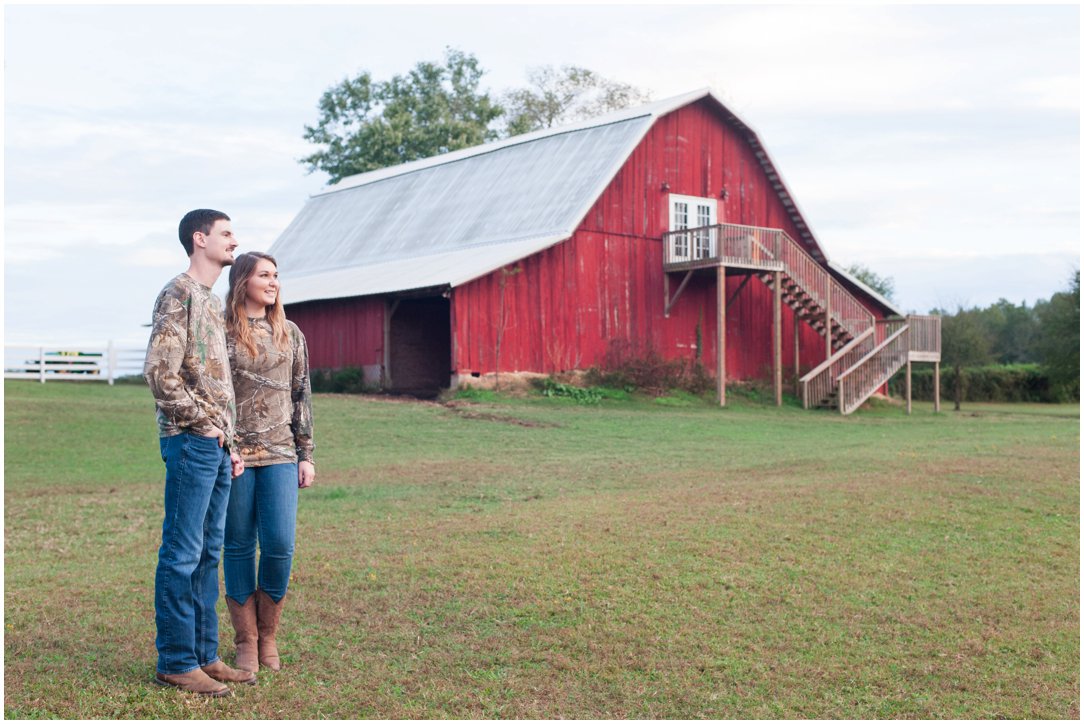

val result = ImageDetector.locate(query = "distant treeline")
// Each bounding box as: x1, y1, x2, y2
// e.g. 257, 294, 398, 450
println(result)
917, 271, 1079, 405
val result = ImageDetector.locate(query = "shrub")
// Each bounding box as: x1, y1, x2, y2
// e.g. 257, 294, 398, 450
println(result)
539, 378, 602, 405
585, 341, 714, 396
310, 367, 376, 394
889, 363, 1075, 403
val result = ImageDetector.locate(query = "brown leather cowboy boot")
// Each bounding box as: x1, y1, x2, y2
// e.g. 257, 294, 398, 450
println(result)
255, 589, 286, 671
202, 659, 257, 686
154, 668, 231, 697
225, 595, 259, 675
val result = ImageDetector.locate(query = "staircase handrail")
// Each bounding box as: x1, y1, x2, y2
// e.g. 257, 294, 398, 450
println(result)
837, 324, 911, 415
906, 314, 941, 357
774, 230, 876, 340
799, 326, 875, 409
662, 222, 877, 341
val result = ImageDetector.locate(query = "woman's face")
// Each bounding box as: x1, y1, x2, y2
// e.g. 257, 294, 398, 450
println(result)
245, 258, 280, 310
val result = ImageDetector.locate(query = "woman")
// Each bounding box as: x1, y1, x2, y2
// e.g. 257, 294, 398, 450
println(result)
223, 251, 315, 674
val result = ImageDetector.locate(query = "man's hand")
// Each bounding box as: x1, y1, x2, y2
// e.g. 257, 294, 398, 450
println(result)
231, 452, 245, 479
203, 426, 226, 447
298, 460, 315, 489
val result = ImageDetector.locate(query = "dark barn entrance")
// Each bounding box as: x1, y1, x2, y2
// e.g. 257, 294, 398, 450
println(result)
387, 296, 451, 396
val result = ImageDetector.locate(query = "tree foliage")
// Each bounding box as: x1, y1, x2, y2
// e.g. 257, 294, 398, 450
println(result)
844, 263, 895, 302
938, 306, 992, 410
930, 271, 1080, 405
1035, 270, 1080, 394
979, 298, 1040, 364
301, 48, 503, 183
302, 54, 651, 183
500, 65, 652, 136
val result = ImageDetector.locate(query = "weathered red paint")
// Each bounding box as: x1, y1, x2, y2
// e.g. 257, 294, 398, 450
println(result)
452, 99, 859, 381
287, 296, 384, 370
286, 98, 891, 387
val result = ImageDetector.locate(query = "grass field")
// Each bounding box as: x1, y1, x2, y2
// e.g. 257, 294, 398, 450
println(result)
3, 380, 1079, 719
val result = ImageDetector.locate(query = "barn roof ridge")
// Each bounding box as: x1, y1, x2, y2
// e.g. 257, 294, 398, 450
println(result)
318, 87, 716, 197
271, 87, 843, 305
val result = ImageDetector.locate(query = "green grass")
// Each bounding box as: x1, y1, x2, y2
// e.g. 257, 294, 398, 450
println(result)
4, 380, 1079, 718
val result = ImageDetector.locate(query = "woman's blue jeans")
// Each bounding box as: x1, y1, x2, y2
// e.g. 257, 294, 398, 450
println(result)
155, 432, 232, 675
223, 463, 298, 605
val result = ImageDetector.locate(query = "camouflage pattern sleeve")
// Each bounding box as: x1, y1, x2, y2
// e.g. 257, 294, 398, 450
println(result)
289, 322, 315, 464
143, 285, 214, 435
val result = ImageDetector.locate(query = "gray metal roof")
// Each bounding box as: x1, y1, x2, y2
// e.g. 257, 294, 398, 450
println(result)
272, 88, 831, 305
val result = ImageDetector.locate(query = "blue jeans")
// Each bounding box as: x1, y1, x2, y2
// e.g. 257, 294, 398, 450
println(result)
223, 463, 298, 605
154, 432, 232, 675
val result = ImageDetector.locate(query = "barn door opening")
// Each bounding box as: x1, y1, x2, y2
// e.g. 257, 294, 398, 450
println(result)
387, 296, 451, 397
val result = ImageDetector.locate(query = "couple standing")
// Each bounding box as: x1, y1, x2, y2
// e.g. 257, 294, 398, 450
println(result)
143, 209, 316, 697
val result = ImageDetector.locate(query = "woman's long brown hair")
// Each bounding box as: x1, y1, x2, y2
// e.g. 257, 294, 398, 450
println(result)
226, 252, 289, 357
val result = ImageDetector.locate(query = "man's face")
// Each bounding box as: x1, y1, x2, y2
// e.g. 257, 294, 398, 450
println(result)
196, 219, 238, 267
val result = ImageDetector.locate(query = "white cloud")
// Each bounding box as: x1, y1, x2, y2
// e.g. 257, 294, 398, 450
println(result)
3, 4, 1079, 339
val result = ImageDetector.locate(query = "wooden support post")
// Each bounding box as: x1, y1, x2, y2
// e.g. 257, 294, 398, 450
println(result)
773, 270, 782, 406
825, 284, 833, 359
906, 360, 912, 415
665, 270, 695, 317
793, 313, 801, 397
384, 299, 400, 389
38, 347, 45, 384
663, 274, 670, 318
716, 265, 726, 407
933, 362, 941, 413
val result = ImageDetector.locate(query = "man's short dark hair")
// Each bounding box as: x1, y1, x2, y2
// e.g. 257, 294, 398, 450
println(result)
178, 209, 230, 256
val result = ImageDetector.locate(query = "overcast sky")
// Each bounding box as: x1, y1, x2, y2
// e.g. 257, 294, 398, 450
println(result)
3, 3, 1080, 347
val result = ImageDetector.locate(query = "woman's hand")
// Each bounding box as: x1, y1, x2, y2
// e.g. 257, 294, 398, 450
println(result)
298, 460, 315, 489
230, 452, 245, 479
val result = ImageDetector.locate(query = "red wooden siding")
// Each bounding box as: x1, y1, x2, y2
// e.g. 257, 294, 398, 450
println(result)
285, 98, 886, 389
452, 99, 840, 380
452, 232, 829, 380
287, 296, 384, 370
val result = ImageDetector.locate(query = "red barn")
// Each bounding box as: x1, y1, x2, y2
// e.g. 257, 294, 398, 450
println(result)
271, 89, 940, 413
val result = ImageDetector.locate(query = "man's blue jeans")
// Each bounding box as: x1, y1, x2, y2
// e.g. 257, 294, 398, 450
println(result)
223, 462, 298, 604
155, 432, 232, 675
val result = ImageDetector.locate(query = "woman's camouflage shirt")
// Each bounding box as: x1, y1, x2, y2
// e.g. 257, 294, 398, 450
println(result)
227, 317, 315, 467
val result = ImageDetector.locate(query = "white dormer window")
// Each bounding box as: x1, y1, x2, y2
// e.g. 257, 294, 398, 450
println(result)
668, 194, 718, 261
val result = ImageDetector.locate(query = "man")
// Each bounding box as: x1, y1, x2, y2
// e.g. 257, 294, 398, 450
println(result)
144, 209, 255, 696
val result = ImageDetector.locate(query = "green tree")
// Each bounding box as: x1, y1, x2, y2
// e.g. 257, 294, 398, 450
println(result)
501, 65, 651, 136
1036, 270, 1080, 397
301, 48, 503, 183
974, 298, 1040, 364
938, 306, 992, 411
844, 263, 895, 302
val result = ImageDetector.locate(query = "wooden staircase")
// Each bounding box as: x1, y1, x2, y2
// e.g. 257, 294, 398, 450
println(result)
801, 314, 942, 414
662, 222, 941, 414
759, 271, 853, 351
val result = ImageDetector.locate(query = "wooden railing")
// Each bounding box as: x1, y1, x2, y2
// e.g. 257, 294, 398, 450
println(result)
663, 223, 783, 269
802, 315, 941, 413
662, 223, 875, 341
800, 317, 916, 409
906, 315, 941, 360
837, 325, 910, 415
4, 343, 146, 384
800, 327, 876, 408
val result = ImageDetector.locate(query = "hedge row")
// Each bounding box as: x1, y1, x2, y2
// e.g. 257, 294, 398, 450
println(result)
888, 363, 1078, 403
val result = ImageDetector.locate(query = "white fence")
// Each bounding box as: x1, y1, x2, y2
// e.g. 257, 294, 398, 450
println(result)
4, 343, 147, 384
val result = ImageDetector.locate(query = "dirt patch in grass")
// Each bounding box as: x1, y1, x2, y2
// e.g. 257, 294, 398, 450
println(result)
440, 400, 559, 428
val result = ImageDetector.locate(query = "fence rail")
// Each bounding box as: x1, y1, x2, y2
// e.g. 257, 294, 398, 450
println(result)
5, 343, 146, 384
